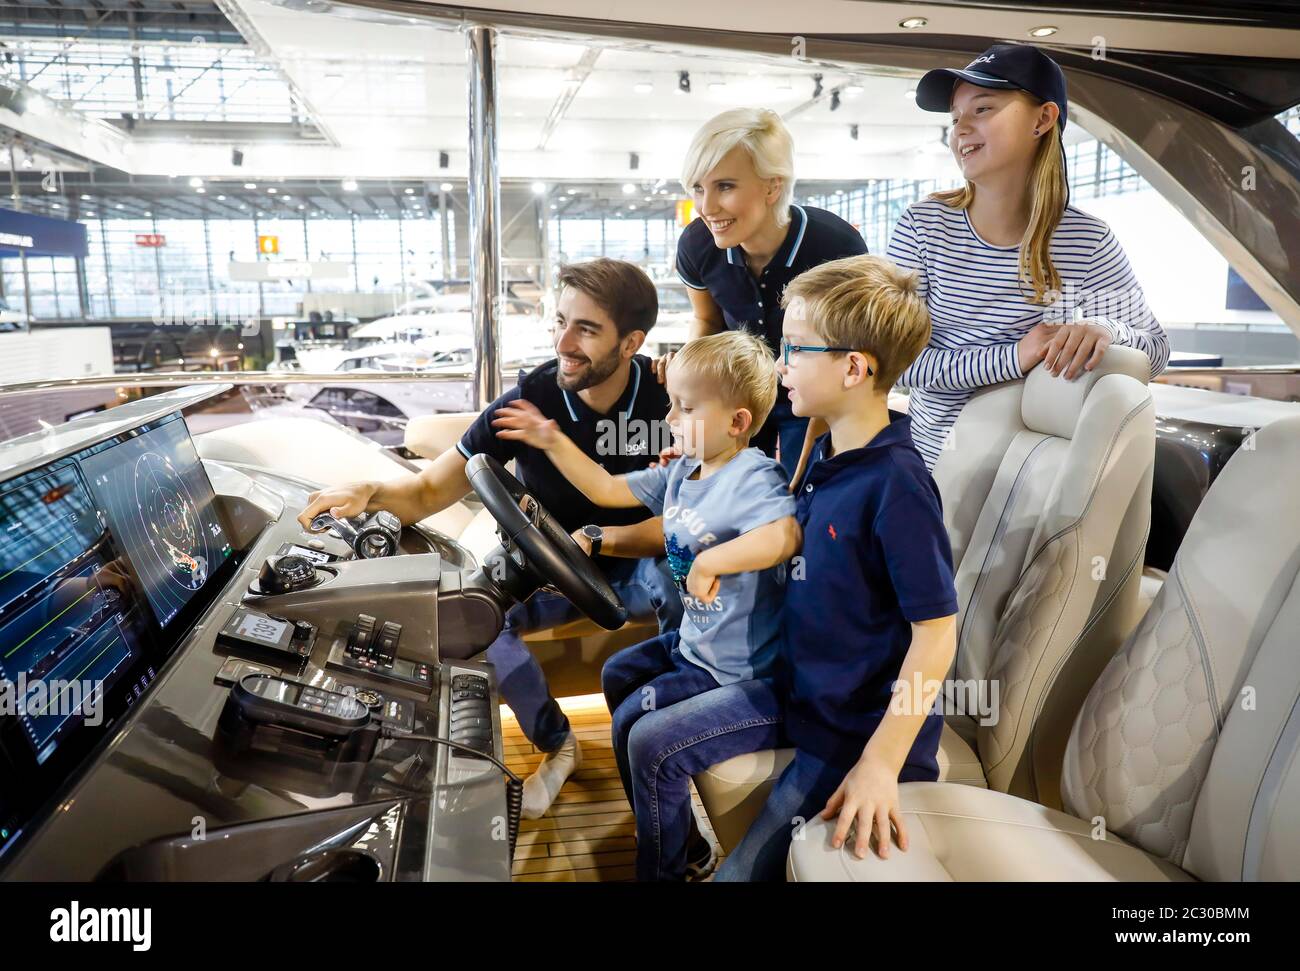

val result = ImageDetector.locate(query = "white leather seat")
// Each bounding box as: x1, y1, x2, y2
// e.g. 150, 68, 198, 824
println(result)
404, 411, 479, 460
697, 347, 1156, 852
789, 415, 1300, 881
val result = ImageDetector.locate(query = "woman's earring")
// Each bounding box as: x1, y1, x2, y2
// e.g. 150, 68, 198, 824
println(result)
1033, 128, 1040, 135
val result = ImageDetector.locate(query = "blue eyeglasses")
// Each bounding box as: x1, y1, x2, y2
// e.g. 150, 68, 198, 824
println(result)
780, 337, 874, 376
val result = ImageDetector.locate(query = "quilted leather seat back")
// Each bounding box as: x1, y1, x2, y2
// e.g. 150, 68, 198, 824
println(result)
1062, 415, 1300, 878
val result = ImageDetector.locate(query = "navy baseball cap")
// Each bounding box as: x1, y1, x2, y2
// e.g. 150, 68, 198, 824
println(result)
916, 44, 1068, 130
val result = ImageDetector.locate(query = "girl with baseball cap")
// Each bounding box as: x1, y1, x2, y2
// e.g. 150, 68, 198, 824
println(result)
888, 44, 1170, 469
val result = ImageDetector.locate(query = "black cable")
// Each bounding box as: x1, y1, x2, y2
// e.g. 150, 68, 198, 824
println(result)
380, 728, 523, 860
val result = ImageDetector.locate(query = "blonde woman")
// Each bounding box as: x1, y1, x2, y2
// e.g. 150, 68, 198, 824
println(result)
668, 107, 868, 476
888, 44, 1169, 470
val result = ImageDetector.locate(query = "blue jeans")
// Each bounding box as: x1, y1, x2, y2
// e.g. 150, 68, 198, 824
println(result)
713, 748, 846, 882
603, 631, 786, 881
486, 556, 683, 753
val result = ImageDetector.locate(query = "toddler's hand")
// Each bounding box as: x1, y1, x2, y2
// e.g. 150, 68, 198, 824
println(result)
492, 399, 562, 449
685, 557, 719, 603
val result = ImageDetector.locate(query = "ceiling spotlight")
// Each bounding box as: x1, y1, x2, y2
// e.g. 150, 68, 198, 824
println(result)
116, 203, 124, 209
634, 81, 652, 95
267, 187, 277, 194
439, 182, 452, 192
145, 210, 152, 216
341, 179, 358, 191
1029, 25, 1059, 37
629, 152, 639, 171
298, 204, 305, 210
830, 90, 841, 111
282, 195, 291, 201
196, 187, 206, 194
566, 188, 578, 195
80, 194, 91, 200
677, 71, 691, 94
244, 182, 257, 189
531, 181, 546, 195
899, 17, 928, 29
813, 73, 824, 99
550, 203, 557, 210
906, 87, 918, 100
405, 187, 414, 194
52, 203, 62, 209
188, 176, 203, 188
622, 183, 634, 194
21, 152, 34, 169
850, 124, 859, 140
628, 204, 637, 211
231, 148, 244, 167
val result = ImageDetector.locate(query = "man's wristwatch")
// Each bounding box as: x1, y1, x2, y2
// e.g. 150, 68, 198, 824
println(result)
581, 524, 603, 557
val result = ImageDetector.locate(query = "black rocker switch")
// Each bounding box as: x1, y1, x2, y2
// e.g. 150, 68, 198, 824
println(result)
375, 621, 402, 664
348, 614, 377, 658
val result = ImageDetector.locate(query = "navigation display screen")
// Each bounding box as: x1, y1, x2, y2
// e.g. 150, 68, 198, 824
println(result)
0, 462, 149, 768
80, 413, 232, 627
0, 410, 236, 863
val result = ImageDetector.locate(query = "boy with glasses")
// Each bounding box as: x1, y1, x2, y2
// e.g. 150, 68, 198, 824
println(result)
716, 254, 959, 881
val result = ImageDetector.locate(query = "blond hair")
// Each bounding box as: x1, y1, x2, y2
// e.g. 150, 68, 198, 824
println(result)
680, 108, 795, 227
781, 254, 931, 391
669, 330, 779, 437
931, 103, 1067, 304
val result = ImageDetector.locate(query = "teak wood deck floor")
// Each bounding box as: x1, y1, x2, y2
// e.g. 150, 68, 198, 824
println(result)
502, 694, 721, 882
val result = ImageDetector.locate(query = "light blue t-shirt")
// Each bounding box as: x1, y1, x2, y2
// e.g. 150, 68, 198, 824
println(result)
625, 447, 796, 685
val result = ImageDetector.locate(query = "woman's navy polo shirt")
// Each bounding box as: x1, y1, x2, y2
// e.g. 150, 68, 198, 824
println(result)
780, 411, 959, 777
675, 204, 868, 354
456, 355, 670, 579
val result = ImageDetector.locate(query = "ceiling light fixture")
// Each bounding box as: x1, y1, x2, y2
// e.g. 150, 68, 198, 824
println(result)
1029, 25, 1058, 37
899, 17, 928, 29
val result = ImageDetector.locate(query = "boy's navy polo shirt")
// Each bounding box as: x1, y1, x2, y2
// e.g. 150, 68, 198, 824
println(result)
675, 204, 868, 355
457, 355, 670, 580
780, 411, 959, 778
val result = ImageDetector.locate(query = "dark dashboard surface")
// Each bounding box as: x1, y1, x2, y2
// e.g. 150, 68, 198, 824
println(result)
0, 395, 509, 881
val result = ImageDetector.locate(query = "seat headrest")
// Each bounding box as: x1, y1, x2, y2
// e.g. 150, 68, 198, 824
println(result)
1021, 345, 1150, 439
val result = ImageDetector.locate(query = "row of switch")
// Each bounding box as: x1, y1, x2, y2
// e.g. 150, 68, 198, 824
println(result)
448, 673, 492, 760
347, 613, 402, 665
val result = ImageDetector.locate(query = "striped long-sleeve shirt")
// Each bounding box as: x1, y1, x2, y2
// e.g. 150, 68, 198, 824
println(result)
887, 199, 1170, 470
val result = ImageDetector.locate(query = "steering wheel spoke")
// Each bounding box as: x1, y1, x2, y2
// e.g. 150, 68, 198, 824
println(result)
464, 453, 628, 631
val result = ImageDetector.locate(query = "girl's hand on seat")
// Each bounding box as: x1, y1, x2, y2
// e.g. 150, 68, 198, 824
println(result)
821, 754, 908, 860
1043, 322, 1112, 380
492, 399, 562, 449
1016, 322, 1060, 374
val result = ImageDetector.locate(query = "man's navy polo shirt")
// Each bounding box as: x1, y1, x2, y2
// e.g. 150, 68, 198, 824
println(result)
675, 204, 868, 354
457, 355, 670, 579
779, 410, 959, 778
